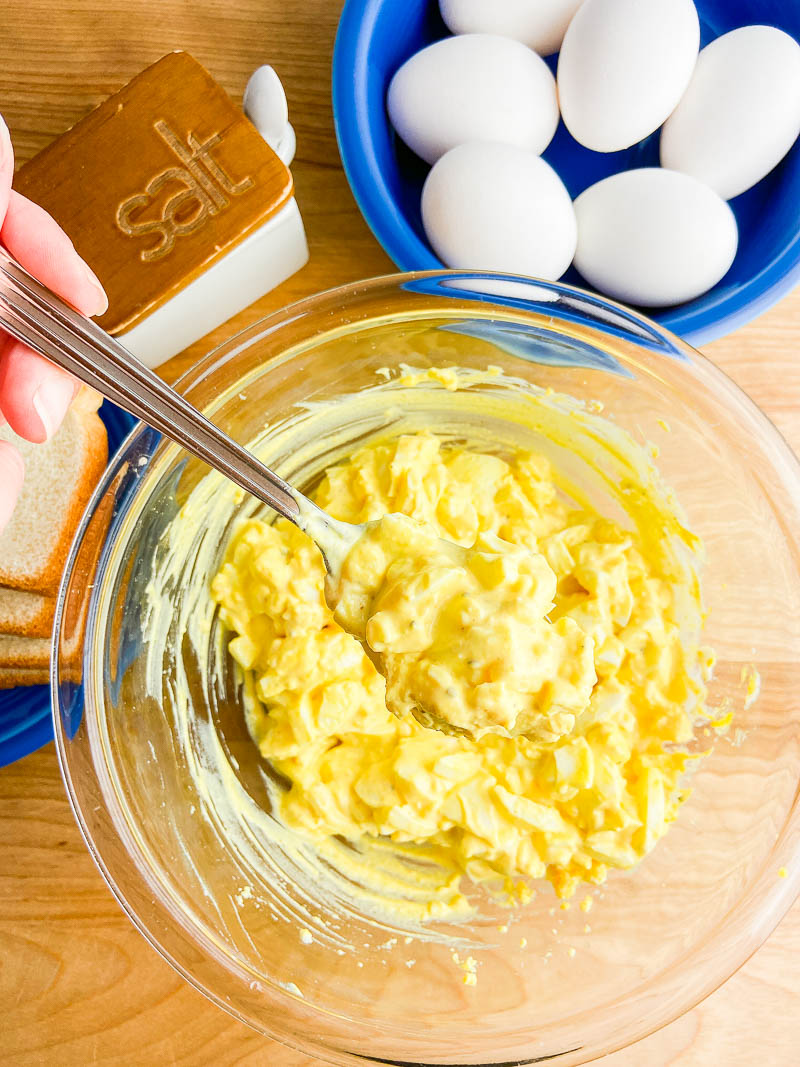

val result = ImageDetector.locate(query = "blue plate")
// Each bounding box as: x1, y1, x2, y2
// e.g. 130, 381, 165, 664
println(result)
0, 402, 136, 767
333, 0, 800, 347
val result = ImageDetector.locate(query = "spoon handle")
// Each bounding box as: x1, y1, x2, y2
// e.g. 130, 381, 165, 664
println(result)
0, 246, 300, 523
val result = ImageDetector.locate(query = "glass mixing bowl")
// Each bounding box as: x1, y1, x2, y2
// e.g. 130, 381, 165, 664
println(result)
53, 273, 800, 1065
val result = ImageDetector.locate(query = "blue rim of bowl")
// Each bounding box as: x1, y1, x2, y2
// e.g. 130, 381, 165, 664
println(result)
0, 401, 137, 768
332, 0, 800, 348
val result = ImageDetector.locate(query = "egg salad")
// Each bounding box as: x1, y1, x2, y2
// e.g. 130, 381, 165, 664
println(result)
212, 428, 714, 904
328, 512, 595, 741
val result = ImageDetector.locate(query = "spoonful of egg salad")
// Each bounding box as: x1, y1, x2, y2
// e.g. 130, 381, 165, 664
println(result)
325, 511, 595, 741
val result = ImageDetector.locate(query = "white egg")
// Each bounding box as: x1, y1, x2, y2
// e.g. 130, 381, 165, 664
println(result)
557, 0, 699, 152
421, 141, 577, 280
573, 168, 737, 306
439, 0, 585, 56
661, 26, 800, 201
387, 35, 559, 165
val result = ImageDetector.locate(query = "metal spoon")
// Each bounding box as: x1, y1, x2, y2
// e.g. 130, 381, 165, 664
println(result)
0, 248, 474, 738
0, 246, 361, 579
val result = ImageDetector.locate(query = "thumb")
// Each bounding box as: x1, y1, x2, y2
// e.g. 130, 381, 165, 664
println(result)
0, 115, 12, 230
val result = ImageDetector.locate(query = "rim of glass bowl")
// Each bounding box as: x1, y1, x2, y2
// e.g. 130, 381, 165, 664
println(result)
52, 271, 800, 1066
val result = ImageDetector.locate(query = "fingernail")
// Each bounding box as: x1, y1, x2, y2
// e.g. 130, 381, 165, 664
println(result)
32, 374, 75, 440
81, 259, 108, 316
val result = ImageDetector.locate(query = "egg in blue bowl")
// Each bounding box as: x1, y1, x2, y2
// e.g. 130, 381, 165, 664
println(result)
332, 0, 800, 346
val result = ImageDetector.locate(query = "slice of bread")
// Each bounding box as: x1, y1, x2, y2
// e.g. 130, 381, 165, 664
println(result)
0, 633, 50, 668
0, 586, 56, 638
0, 614, 90, 686
0, 666, 49, 689
0, 388, 107, 596
0, 425, 117, 691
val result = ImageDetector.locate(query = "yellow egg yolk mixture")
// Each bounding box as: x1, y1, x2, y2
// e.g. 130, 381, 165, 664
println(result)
328, 514, 595, 740
211, 430, 713, 903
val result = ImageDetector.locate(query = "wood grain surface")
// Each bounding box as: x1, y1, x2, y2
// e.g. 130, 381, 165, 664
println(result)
1, 2, 799, 1063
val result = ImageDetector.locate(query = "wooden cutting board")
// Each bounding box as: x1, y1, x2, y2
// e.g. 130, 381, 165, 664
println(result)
1, 2, 798, 1064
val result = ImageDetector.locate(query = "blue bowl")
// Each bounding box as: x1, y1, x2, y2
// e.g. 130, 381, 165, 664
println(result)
0, 401, 136, 767
333, 0, 800, 347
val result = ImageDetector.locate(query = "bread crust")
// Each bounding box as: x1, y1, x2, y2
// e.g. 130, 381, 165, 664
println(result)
0, 666, 49, 689
0, 588, 56, 638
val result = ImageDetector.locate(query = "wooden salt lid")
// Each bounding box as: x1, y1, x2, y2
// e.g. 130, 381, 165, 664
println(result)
14, 51, 294, 336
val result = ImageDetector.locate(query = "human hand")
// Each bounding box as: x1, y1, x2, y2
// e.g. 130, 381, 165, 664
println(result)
0, 114, 108, 533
